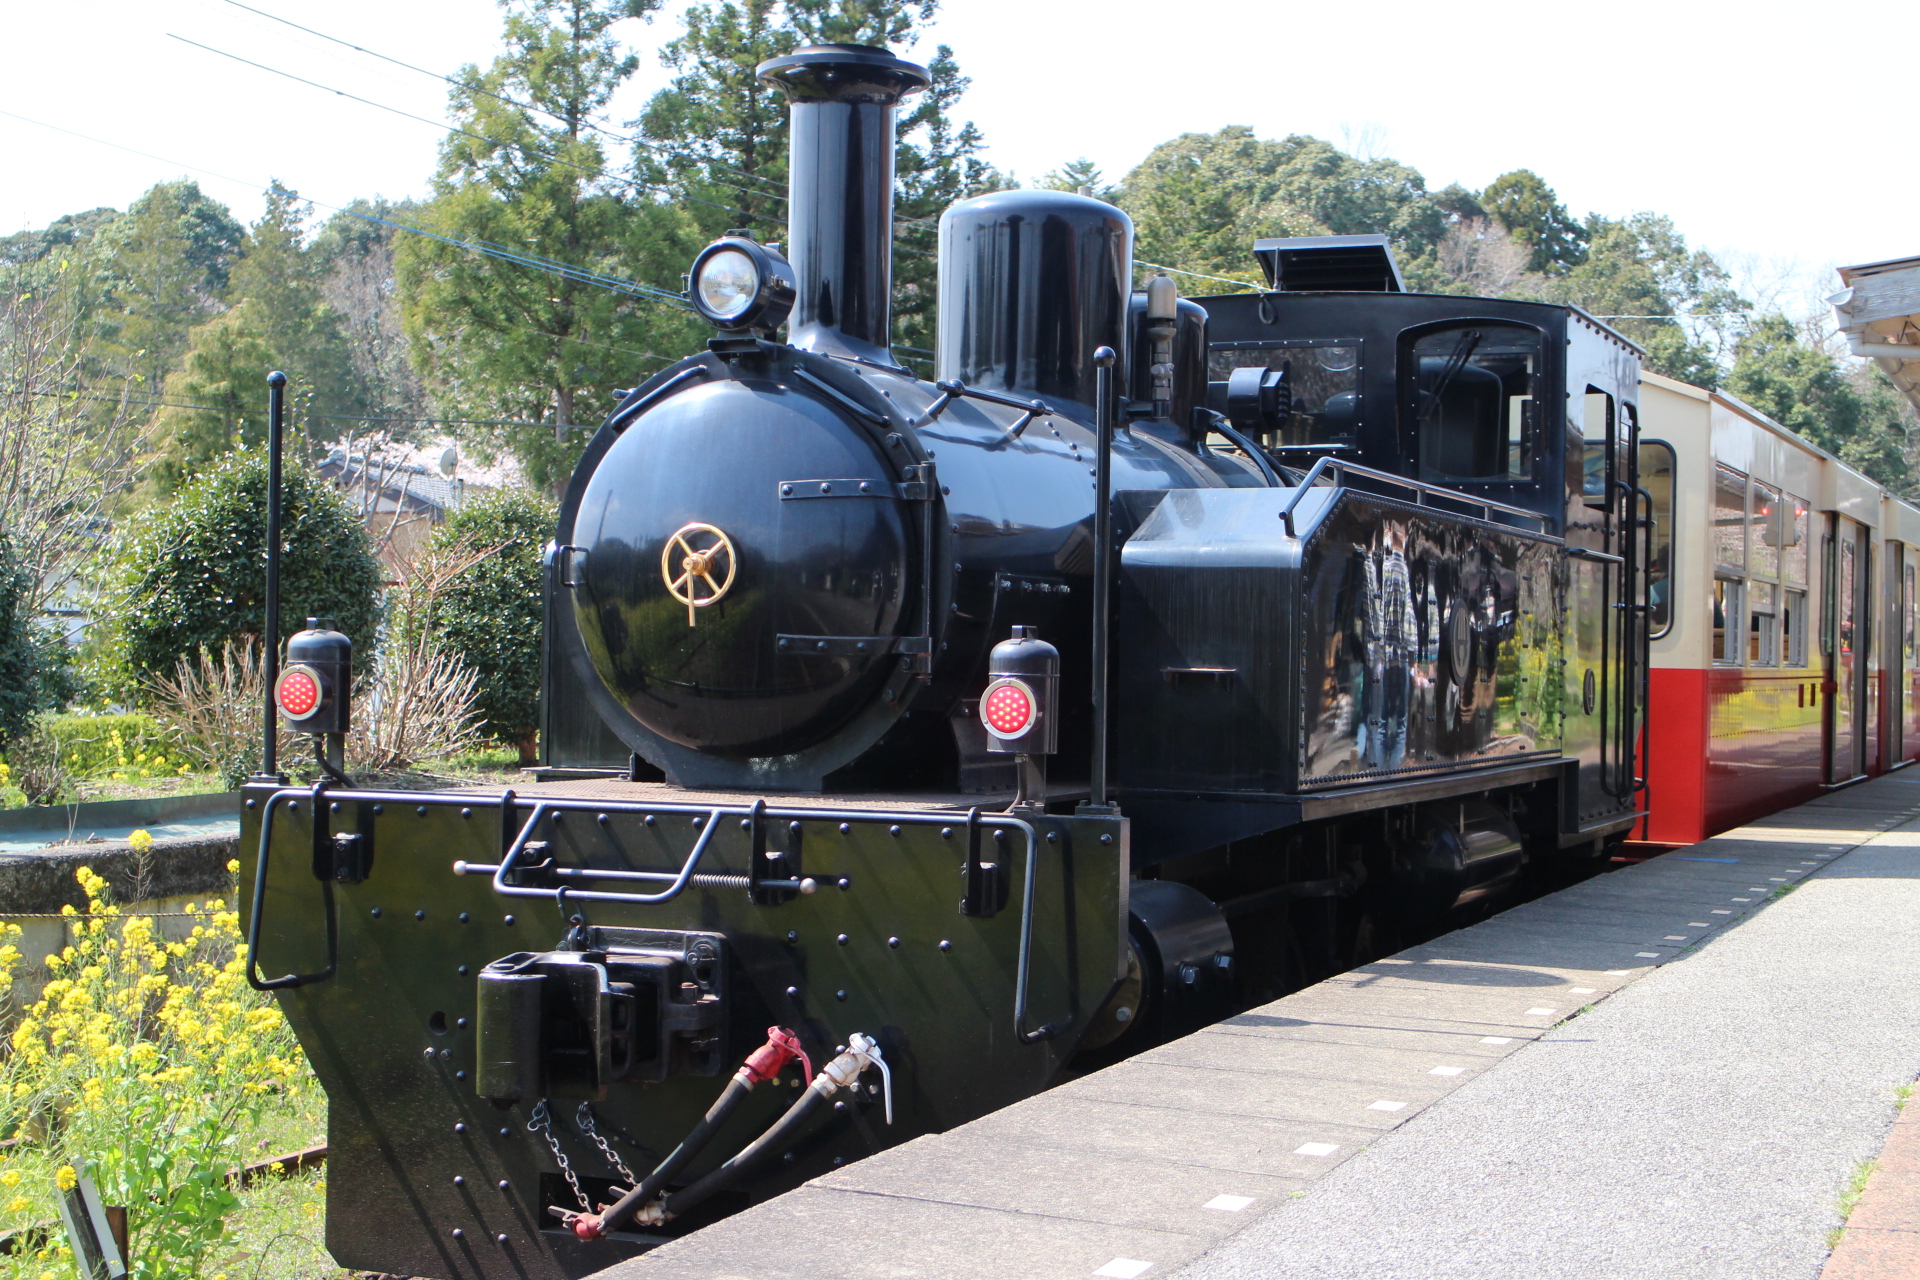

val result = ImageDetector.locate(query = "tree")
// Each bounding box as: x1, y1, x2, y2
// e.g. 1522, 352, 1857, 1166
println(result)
313, 201, 435, 442
1725, 315, 1916, 492
634, 0, 795, 241
151, 187, 361, 489
0, 271, 147, 615
88, 181, 245, 395
103, 449, 382, 691
1114, 127, 1447, 286
636, 0, 996, 367
399, 0, 705, 492
1480, 170, 1587, 274
421, 490, 556, 761
1038, 158, 1114, 201
0, 533, 51, 749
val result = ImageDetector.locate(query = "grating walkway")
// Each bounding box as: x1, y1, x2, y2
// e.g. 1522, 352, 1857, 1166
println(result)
590, 774, 1920, 1280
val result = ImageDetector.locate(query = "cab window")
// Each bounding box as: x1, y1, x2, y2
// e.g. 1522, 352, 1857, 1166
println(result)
1407, 323, 1540, 484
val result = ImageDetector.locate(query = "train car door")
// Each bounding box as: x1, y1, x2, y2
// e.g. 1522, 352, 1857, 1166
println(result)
1889, 542, 1911, 765
1829, 518, 1870, 782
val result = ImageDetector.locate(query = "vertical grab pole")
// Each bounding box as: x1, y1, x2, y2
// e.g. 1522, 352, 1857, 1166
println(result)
1082, 347, 1119, 815
260, 370, 288, 782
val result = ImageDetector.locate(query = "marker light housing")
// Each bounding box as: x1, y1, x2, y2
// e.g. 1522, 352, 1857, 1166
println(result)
688, 237, 797, 334
981, 626, 1059, 755
279, 617, 352, 734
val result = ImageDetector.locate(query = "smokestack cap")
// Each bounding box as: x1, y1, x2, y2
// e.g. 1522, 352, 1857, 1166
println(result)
758, 44, 930, 104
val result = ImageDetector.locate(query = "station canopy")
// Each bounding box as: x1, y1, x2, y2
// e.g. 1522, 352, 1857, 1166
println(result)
1831, 255, 1920, 414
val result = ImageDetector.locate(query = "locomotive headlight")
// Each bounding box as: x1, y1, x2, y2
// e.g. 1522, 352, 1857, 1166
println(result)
688, 236, 796, 334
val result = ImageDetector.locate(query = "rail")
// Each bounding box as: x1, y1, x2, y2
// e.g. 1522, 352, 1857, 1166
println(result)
1277, 455, 1556, 537
245, 785, 1069, 1042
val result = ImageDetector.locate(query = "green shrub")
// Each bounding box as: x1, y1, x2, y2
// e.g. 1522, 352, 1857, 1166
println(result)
102, 449, 382, 692
0, 534, 54, 750
427, 490, 554, 760
43, 712, 181, 779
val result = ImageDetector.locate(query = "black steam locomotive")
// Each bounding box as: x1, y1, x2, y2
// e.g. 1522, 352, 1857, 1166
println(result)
241, 42, 1644, 1279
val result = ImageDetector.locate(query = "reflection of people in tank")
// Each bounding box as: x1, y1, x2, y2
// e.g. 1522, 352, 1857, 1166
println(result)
1647, 546, 1670, 623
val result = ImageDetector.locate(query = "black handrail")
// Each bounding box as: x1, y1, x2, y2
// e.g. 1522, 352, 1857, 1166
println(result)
1277, 454, 1555, 537
246, 780, 338, 991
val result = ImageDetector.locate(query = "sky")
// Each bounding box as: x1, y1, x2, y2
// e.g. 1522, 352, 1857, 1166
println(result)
4, 0, 1914, 319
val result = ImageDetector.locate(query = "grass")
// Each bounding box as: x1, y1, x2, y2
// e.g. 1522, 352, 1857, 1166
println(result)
1827, 1156, 1880, 1250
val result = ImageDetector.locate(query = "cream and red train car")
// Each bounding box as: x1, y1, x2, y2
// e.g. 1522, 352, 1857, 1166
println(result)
1636, 370, 1920, 847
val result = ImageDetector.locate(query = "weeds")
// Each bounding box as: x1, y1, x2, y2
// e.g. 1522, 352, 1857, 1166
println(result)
1827, 1156, 1880, 1250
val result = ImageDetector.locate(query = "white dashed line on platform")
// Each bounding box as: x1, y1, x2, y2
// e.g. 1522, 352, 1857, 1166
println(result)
1689, 922, 1710, 926
1203, 1195, 1255, 1212
1636, 952, 1662, 958
1606, 969, 1632, 975
1770, 878, 1787, 882
1526, 1008, 1556, 1016
1294, 1143, 1338, 1157
1732, 898, 1752, 902
1480, 1036, 1512, 1044
1570, 987, 1596, 993
1712, 909, 1732, 914
1664, 935, 1687, 940
1368, 1100, 1407, 1111
1094, 1259, 1153, 1279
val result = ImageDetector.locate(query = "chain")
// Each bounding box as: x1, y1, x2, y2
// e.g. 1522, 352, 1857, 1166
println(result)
575, 1102, 639, 1188
527, 1100, 590, 1212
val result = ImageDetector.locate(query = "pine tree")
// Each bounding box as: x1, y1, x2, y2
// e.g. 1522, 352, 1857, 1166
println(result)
634, 0, 795, 241
636, 0, 995, 369
398, 0, 705, 492
88, 180, 245, 394
152, 187, 364, 489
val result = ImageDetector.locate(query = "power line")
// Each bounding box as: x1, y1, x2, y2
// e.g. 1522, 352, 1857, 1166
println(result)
181, 16, 943, 253
1136, 260, 1262, 290
168, 34, 771, 229
217, 0, 790, 199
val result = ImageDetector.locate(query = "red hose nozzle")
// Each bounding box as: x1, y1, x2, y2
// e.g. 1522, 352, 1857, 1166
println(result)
572, 1213, 605, 1241
742, 1025, 811, 1085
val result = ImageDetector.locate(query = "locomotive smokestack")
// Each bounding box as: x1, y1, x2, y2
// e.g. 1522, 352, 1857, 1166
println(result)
758, 44, 929, 366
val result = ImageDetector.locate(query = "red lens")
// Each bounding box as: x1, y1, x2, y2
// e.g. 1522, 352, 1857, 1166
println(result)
278, 669, 321, 718
983, 681, 1034, 736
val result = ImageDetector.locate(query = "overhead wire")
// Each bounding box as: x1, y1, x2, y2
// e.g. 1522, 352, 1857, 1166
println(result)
216, 0, 790, 199
184, 12, 945, 251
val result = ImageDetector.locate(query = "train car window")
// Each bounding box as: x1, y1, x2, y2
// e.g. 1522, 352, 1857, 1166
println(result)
1783, 494, 1810, 584
1752, 481, 1783, 580
1407, 324, 1539, 484
1207, 342, 1360, 449
1714, 465, 1747, 573
1713, 577, 1744, 665
1581, 390, 1613, 509
1906, 565, 1917, 666
1785, 588, 1808, 668
1749, 583, 1778, 666
1639, 442, 1675, 638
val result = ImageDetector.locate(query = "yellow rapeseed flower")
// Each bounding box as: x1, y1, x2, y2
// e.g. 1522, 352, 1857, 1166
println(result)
128, 829, 153, 853
5, 1195, 27, 1214
54, 1166, 76, 1193
1, 1169, 20, 1188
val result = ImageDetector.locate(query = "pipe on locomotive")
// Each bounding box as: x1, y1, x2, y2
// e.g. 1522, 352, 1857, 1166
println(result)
757, 45, 931, 366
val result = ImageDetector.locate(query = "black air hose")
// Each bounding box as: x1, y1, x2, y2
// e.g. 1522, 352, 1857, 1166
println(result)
653, 1084, 832, 1222
591, 1072, 754, 1235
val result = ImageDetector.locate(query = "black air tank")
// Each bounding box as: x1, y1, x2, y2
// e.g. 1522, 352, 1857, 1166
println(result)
937, 190, 1132, 421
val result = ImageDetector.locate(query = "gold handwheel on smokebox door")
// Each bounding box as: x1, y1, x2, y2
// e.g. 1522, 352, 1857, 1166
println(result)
661, 522, 738, 627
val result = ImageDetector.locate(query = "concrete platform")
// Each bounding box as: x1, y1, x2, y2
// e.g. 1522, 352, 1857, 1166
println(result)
589, 773, 1920, 1280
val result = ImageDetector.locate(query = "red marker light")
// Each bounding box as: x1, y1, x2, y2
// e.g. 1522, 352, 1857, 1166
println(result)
276, 666, 323, 720
981, 679, 1037, 738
